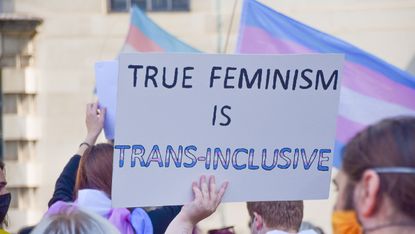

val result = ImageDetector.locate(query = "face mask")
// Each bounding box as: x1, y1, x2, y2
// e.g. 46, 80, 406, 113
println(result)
332, 210, 362, 234
0, 193, 11, 223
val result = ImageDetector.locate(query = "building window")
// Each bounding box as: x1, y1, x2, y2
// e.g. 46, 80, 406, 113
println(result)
110, 0, 190, 12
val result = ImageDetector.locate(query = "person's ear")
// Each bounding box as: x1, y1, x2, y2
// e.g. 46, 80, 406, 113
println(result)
253, 212, 264, 231
354, 170, 380, 218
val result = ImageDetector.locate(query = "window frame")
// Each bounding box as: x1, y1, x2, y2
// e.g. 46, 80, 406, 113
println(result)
107, 0, 190, 13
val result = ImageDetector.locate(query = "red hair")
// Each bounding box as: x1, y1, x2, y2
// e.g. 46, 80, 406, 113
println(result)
75, 143, 114, 198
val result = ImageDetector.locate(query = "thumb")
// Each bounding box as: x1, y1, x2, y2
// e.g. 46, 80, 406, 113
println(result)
100, 107, 107, 119
99, 107, 107, 122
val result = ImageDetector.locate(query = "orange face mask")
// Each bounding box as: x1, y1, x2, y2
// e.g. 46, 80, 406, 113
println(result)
332, 210, 362, 234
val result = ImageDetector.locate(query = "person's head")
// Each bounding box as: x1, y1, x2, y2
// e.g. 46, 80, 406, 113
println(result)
0, 161, 11, 228
31, 205, 119, 234
247, 201, 303, 234
333, 116, 415, 233
75, 143, 114, 198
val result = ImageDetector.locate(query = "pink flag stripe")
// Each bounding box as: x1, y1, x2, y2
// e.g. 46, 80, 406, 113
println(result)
238, 27, 314, 54
336, 116, 366, 143
125, 25, 164, 52
343, 62, 415, 110
239, 26, 415, 110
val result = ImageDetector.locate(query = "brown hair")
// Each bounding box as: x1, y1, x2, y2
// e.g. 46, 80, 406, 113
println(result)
75, 143, 114, 198
246, 201, 303, 231
342, 116, 415, 219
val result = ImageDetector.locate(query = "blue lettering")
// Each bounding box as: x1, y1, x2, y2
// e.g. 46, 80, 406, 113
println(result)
277, 147, 291, 169
165, 145, 183, 168
131, 145, 146, 167
261, 149, 278, 171
184, 145, 197, 168
318, 149, 331, 171
292, 148, 300, 169
231, 148, 248, 170
114, 145, 131, 168
301, 149, 318, 170
146, 145, 163, 167
248, 149, 259, 170
213, 148, 230, 170
205, 148, 212, 170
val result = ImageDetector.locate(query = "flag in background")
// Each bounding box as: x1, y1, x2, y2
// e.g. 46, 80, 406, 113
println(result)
121, 6, 199, 53
98, 7, 199, 140
237, 0, 415, 167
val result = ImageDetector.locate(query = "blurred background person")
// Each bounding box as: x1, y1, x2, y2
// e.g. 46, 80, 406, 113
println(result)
247, 201, 317, 234
332, 116, 415, 234
31, 205, 120, 234
46, 103, 181, 234
165, 116, 415, 234
48, 103, 106, 207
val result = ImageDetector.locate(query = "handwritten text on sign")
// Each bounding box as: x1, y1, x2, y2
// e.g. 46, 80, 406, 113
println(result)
112, 53, 343, 207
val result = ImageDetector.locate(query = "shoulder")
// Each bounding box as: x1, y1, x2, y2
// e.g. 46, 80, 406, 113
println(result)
130, 208, 153, 234
47, 200, 73, 216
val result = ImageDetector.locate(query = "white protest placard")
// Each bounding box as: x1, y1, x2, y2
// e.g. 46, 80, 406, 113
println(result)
95, 60, 118, 140
112, 53, 343, 207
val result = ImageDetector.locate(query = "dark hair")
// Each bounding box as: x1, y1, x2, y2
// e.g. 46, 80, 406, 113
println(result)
342, 116, 415, 219
75, 144, 114, 198
247, 201, 303, 231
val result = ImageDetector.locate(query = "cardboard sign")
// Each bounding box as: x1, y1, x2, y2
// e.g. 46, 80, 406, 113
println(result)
112, 53, 343, 207
95, 60, 118, 140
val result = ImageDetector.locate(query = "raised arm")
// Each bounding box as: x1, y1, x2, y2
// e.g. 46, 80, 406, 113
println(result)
48, 103, 105, 207
77, 103, 106, 155
146, 205, 182, 234
165, 175, 228, 234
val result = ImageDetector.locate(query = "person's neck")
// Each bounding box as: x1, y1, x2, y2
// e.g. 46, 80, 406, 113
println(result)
362, 210, 415, 234
365, 224, 415, 234
263, 226, 297, 234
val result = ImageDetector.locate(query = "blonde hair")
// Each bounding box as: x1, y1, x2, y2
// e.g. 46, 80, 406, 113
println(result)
31, 205, 119, 234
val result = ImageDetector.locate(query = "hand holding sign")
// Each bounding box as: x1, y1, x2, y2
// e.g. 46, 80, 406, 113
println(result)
166, 175, 228, 234
85, 102, 106, 144
184, 175, 228, 225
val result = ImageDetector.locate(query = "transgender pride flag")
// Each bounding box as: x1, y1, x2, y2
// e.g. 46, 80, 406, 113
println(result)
121, 6, 199, 53
237, 0, 415, 167
98, 7, 199, 139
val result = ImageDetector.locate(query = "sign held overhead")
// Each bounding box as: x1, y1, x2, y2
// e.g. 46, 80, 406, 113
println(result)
112, 53, 343, 207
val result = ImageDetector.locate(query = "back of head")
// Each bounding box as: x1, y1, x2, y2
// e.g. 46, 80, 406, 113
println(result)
75, 143, 114, 198
342, 116, 415, 220
31, 206, 119, 234
247, 201, 304, 232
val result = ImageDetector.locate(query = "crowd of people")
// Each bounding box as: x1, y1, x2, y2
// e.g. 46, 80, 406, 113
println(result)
0, 102, 414, 234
